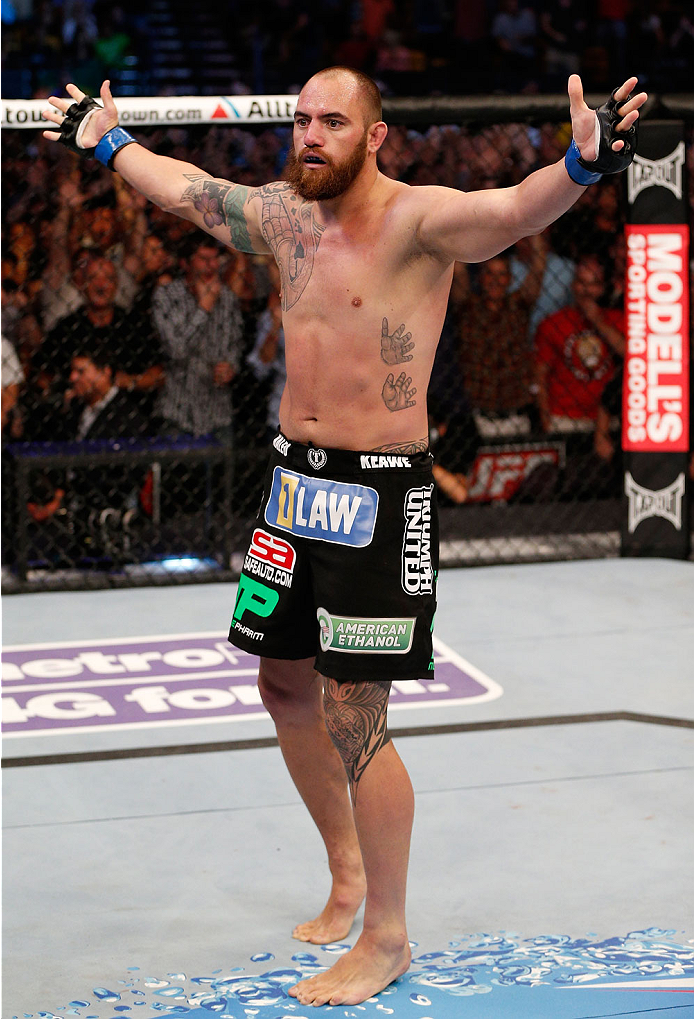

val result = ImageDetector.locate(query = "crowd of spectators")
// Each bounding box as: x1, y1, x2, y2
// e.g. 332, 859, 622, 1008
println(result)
2, 67, 694, 561
2, 0, 693, 99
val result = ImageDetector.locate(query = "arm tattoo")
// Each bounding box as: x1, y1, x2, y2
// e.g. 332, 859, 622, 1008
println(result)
324, 678, 392, 803
256, 182, 324, 311
370, 438, 429, 453
382, 372, 417, 412
180, 175, 255, 252
381, 318, 415, 365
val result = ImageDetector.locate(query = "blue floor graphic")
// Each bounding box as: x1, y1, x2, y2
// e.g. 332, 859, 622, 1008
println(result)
15, 930, 694, 1018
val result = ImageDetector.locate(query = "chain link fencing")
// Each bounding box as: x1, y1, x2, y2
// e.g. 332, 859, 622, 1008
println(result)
2, 95, 692, 592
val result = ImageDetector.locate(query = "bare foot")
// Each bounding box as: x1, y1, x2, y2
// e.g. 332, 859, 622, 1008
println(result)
292, 877, 366, 944
288, 929, 411, 1005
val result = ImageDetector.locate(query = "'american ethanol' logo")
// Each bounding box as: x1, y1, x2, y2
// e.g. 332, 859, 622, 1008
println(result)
317, 608, 415, 654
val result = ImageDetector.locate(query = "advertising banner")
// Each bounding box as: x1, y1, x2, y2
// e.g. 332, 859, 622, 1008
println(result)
1, 95, 298, 128
2, 631, 502, 738
623, 121, 690, 558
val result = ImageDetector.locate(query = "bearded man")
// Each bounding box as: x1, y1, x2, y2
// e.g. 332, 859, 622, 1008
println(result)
43, 66, 646, 1007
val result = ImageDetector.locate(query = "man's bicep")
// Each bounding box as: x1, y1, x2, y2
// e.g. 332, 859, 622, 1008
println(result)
178, 174, 269, 253
418, 185, 523, 264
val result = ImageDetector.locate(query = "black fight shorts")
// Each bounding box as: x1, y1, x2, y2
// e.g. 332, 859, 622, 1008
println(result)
228, 433, 438, 681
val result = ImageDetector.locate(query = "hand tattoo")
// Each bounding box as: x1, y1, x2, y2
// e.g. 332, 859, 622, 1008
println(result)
382, 372, 417, 412
380, 317, 415, 365
323, 678, 392, 803
257, 182, 324, 311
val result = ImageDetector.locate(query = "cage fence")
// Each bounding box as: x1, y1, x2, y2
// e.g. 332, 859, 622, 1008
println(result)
1, 93, 692, 592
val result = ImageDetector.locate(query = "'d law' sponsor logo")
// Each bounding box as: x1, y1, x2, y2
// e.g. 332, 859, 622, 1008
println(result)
265, 468, 378, 546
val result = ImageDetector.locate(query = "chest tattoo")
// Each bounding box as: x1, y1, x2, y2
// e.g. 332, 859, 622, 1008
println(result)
257, 183, 324, 311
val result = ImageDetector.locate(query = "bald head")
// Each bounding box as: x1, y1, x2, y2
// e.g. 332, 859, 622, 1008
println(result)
304, 66, 383, 128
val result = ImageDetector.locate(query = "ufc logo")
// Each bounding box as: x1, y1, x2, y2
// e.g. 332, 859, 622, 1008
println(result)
248, 528, 296, 572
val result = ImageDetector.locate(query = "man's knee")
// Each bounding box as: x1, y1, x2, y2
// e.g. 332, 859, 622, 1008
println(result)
257, 656, 320, 721
323, 678, 392, 787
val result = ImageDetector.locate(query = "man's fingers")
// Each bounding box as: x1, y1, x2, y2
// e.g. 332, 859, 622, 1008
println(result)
45, 94, 71, 114
41, 107, 63, 124
615, 109, 640, 133
567, 73, 586, 112
65, 82, 86, 103
100, 79, 117, 115
614, 92, 648, 120
613, 76, 639, 103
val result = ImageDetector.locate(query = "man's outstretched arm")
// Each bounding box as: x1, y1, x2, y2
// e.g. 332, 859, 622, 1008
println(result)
42, 80, 270, 255
417, 75, 647, 265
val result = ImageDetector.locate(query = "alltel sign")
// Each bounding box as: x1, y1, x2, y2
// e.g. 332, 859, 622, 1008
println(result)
623, 224, 690, 453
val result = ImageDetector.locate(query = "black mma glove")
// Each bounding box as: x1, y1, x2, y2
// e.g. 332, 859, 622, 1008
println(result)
578, 86, 639, 175
565, 86, 639, 186
45, 95, 102, 157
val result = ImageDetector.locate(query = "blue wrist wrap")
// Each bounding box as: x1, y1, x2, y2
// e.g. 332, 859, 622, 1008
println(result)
564, 138, 603, 186
94, 126, 136, 170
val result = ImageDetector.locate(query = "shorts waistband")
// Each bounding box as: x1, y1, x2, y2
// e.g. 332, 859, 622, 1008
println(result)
272, 432, 433, 473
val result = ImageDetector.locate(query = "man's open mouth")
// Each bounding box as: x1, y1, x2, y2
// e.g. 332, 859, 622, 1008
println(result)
303, 154, 327, 166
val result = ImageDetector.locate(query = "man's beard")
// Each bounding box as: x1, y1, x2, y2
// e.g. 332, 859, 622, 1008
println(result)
284, 132, 369, 201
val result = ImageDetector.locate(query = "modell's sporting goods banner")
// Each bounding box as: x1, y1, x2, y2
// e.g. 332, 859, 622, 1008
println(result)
624, 224, 689, 452
623, 121, 690, 558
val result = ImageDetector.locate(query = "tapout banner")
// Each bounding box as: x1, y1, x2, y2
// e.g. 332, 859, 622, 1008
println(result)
623, 121, 691, 558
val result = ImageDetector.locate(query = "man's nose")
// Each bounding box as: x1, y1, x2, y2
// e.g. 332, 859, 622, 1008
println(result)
303, 122, 324, 147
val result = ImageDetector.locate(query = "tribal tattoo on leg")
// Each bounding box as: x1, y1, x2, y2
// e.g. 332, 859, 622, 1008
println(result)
324, 678, 392, 804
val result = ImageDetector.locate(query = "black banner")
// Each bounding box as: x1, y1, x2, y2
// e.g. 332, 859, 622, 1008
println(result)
622, 120, 691, 558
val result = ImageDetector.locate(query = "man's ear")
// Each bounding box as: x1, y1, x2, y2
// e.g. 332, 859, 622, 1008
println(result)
368, 121, 388, 153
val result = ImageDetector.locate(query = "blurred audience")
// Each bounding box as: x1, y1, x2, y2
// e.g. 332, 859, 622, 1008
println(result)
37, 254, 164, 427
452, 238, 546, 439
3, 0, 692, 99
153, 235, 243, 440
2, 335, 24, 435
535, 255, 624, 434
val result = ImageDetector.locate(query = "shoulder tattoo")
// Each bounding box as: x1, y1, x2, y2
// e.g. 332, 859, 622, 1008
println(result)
256, 182, 324, 311
180, 175, 255, 252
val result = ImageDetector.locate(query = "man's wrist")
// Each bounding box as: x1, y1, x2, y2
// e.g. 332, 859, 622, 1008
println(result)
564, 138, 602, 186
94, 127, 137, 171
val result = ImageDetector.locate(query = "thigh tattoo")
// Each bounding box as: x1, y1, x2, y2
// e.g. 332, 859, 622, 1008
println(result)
324, 678, 392, 801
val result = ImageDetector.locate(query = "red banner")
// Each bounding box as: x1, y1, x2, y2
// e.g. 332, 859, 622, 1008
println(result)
623, 224, 690, 452
466, 444, 563, 503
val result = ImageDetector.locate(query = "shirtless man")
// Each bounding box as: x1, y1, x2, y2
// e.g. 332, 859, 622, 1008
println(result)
42, 67, 646, 1007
